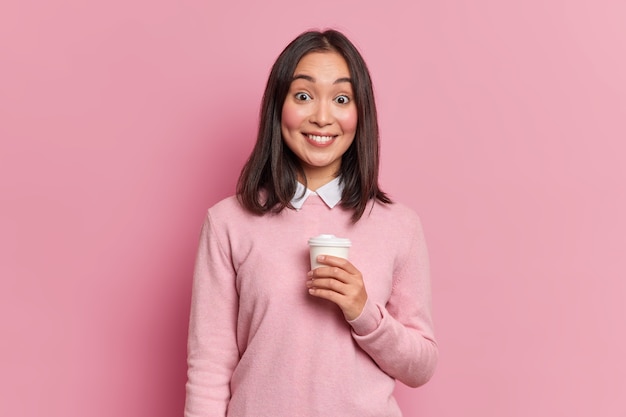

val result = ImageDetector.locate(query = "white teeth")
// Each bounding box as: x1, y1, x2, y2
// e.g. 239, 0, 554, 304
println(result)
307, 134, 334, 143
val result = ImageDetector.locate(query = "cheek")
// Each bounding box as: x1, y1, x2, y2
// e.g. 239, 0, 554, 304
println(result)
281, 102, 303, 132
338, 107, 358, 133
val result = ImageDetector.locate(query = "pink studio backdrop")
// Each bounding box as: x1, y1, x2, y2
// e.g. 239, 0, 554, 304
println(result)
1, 0, 625, 416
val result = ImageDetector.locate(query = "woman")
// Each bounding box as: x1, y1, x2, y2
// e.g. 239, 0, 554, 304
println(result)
185, 29, 438, 417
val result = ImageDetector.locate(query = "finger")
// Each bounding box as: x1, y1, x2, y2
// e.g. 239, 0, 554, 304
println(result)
307, 285, 365, 321
306, 277, 348, 295
307, 286, 345, 305
315, 255, 359, 274
309, 266, 351, 284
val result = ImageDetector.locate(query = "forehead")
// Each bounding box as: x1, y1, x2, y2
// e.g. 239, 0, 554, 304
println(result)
293, 51, 351, 78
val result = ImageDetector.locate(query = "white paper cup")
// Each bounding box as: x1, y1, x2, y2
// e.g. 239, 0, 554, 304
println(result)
308, 234, 351, 269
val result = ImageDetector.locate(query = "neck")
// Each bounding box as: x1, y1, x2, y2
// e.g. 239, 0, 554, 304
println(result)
297, 171, 337, 191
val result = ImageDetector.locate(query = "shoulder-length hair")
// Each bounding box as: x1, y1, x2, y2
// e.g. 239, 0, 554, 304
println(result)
236, 29, 391, 222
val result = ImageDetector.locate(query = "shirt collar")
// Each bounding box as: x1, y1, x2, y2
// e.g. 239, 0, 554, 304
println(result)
291, 176, 343, 210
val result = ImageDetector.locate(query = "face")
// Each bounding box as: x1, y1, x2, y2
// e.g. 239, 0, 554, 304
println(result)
281, 51, 357, 187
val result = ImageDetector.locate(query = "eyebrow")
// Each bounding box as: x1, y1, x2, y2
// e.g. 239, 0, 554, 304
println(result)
292, 74, 352, 84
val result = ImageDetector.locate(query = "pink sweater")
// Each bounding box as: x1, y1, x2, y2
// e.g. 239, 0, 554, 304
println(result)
185, 194, 438, 417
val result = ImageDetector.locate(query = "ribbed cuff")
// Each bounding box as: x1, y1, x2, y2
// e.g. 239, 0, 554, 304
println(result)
347, 298, 383, 336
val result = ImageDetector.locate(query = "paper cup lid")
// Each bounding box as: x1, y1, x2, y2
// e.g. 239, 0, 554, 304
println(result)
308, 234, 351, 247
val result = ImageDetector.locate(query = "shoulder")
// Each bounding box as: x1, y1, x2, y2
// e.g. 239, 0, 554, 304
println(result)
208, 194, 242, 213
359, 201, 427, 251
205, 194, 280, 230
204, 195, 251, 225
369, 200, 423, 229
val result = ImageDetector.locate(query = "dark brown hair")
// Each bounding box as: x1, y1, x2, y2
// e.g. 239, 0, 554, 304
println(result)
236, 29, 391, 222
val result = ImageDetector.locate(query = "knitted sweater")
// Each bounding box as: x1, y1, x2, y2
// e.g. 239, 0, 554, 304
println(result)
185, 194, 438, 417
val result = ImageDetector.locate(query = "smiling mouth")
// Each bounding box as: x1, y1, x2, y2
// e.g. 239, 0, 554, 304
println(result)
305, 134, 337, 144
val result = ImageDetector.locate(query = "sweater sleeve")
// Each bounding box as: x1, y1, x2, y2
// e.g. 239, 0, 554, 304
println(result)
185, 212, 239, 417
348, 215, 438, 388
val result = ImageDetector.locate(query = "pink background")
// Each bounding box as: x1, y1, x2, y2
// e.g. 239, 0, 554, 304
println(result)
1, 0, 625, 416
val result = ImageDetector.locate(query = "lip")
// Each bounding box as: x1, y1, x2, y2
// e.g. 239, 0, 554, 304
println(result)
303, 132, 338, 147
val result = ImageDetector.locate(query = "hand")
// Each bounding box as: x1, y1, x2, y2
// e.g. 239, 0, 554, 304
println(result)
306, 255, 367, 321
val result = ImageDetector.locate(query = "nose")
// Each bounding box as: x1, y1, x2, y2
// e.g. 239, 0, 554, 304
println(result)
310, 100, 332, 126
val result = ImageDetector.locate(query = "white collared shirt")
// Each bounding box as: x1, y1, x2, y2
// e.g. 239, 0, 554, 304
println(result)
290, 176, 343, 210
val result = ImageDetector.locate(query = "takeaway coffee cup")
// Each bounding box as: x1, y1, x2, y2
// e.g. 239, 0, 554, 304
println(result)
308, 234, 351, 269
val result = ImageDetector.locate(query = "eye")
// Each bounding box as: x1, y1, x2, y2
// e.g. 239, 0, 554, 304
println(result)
295, 92, 311, 101
334, 95, 351, 104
